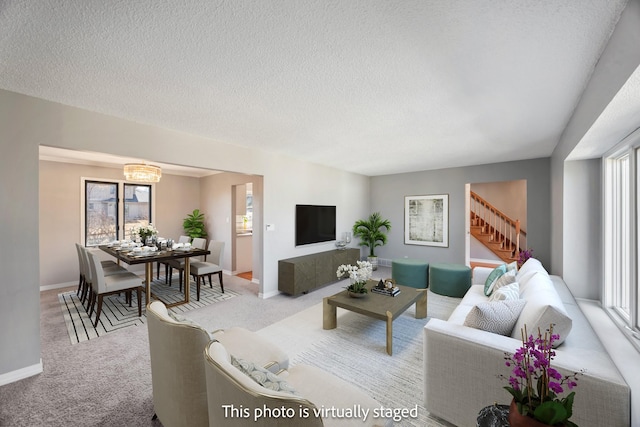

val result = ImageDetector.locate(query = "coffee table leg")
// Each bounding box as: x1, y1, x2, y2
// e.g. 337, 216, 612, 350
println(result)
323, 297, 336, 330
416, 290, 428, 319
386, 310, 393, 356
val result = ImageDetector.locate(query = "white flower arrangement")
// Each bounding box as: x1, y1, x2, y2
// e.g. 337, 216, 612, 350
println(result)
336, 260, 373, 294
132, 223, 158, 241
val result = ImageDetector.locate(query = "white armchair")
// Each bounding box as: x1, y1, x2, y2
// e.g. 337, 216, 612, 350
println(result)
146, 301, 289, 427
204, 340, 391, 427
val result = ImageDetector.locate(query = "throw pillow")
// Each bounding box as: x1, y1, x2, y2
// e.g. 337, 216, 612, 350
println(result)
167, 311, 213, 338
506, 261, 518, 272
484, 264, 507, 296
230, 355, 299, 395
489, 281, 519, 301
464, 299, 527, 336
491, 269, 517, 293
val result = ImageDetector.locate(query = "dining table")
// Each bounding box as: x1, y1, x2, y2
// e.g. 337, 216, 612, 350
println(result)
99, 244, 210, 308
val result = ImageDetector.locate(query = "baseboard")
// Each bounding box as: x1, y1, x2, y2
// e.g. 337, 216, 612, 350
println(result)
260, 289, 280, 299
0, 359, 43, 386
40, 281, 76, 292
378, 258, 392, 267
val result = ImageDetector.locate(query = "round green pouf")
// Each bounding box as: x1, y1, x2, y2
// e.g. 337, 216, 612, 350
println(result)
429, 263, 471, 297
391, 259, 429, 289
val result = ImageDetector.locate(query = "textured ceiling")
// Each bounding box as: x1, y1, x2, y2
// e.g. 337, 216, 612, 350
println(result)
0, 0, 632, 176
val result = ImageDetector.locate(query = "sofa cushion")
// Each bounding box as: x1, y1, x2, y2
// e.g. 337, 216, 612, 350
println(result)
484, 264, 507, 296
230, 354, 299, 395
517, 257, 547, 278
489, 281, 519, 301
511, 273, 572, 346
463, 299, 526, 336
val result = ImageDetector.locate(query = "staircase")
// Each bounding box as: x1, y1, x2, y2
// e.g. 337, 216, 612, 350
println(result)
470, 191, 526, 263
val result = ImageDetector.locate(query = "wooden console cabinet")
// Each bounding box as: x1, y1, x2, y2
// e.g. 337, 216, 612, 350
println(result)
278, 248, 360, 295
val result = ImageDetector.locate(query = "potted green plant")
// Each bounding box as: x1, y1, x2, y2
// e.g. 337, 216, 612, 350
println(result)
352, 212, 391, 270
503, 324, 581, 427
183, 209, 207, 239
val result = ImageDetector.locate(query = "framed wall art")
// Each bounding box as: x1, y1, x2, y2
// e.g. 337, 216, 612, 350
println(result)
404, 194, 449, 247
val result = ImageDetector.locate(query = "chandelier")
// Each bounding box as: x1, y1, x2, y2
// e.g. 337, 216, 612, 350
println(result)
123, 163, 162, 183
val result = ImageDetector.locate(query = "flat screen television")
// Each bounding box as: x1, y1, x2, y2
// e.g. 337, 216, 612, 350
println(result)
295, 204, 336, 246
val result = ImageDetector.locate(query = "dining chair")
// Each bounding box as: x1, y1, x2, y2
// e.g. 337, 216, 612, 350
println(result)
75, 243, 89, 299
86, 251, 144, 327
161, 235, 191, 284
77, 244, 129, 308
189, 240, 225, 301
168, 237, 207, 291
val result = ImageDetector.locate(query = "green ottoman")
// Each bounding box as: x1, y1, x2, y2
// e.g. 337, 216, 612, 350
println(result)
429, 263, 471, 297
391, 259, 429, 289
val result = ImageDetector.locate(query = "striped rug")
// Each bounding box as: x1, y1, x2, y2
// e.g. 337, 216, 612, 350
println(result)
58, 276, 238, 345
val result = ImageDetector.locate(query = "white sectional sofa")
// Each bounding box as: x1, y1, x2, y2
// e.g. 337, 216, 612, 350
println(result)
423, 259, 630, 427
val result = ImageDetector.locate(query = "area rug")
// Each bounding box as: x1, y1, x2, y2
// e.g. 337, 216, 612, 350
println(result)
59, 276, 239, 344
257, 291, 459, 427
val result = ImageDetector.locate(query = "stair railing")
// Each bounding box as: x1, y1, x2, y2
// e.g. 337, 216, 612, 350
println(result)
470, 191, 526, 257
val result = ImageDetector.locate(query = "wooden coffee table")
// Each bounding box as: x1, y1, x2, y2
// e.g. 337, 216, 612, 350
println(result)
323, 280, 428, 355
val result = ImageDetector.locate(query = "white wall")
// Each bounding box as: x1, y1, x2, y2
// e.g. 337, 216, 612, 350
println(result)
0, 89, 370, 380
551, 0, 640, 277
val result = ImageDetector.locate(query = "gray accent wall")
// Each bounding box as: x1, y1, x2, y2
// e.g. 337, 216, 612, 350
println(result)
563, 159, 602, 300
370, 158, 551, 269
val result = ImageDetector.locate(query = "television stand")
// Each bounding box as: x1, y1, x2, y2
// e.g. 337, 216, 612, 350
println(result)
278, 248, 360, 295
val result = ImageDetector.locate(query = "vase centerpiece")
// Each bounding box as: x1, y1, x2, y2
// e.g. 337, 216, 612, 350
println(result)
352, 212, 391, 271
502, 324, 581, 427
336, 260, 373, 297
132, 223, 158, 244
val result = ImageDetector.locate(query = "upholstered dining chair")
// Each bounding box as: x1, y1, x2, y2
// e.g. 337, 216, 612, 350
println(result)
86, 251, 143, 327
167, 237, 207, 291
146, 301, 289, 427
77, 244, 129, 309
160, 235, 191, 283
189, 240, 225, 301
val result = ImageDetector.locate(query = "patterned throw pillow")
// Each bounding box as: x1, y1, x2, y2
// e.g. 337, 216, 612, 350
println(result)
490, 270, 517, 294
484, 264, 507, 296
489, 281, 519, 301
230, 355, 299, 395
464, 299, 527, 336
167, 311, 213, 339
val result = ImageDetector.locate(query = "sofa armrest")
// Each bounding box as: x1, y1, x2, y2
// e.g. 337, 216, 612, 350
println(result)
424, 320, 630, 427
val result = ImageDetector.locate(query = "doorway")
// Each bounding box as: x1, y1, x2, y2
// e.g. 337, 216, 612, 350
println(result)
232, 182, 254, 280
465, 180, 527, 268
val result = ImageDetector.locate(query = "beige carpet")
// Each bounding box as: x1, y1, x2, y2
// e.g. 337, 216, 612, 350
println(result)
258, 290, 460, 427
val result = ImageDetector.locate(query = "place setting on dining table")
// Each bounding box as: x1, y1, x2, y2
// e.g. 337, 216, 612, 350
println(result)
99, 233, 209, 308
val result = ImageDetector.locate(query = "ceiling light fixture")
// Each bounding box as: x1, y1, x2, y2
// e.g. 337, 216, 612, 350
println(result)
123, 163, 162, 183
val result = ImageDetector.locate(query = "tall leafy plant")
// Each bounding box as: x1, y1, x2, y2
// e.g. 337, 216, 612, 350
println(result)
183, 209, 207, 239
352, 212, 391, 257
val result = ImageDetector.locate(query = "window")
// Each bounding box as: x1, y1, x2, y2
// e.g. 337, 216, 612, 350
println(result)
82, 179, 154, 246
603, 137, 639, 343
